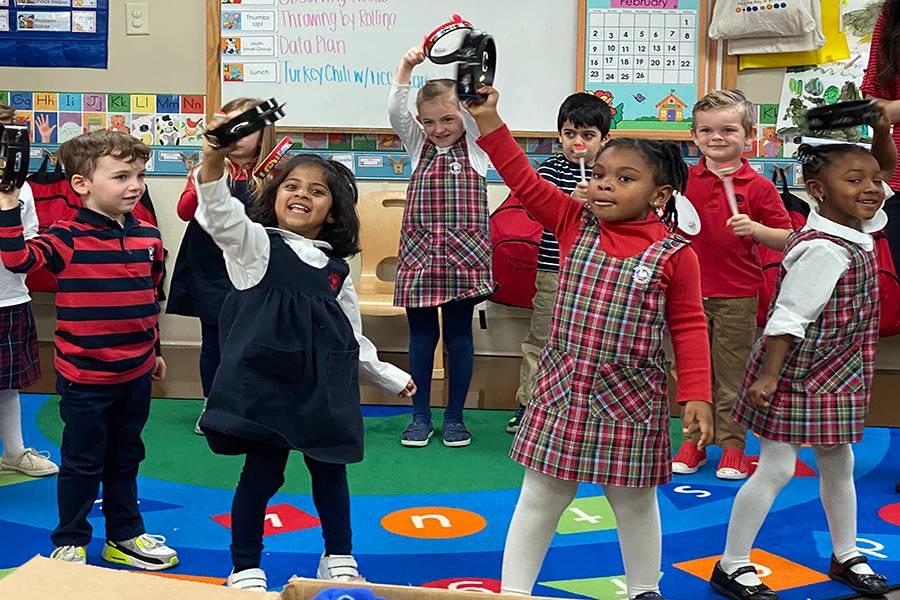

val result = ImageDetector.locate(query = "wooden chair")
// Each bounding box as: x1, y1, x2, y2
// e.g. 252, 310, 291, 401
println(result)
357, 190, 444, 379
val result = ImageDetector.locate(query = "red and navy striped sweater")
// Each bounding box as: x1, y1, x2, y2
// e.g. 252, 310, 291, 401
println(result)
0, 206, 163, 385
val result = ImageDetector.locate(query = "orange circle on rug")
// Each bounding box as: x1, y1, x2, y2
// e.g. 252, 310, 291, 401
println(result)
878, 502, 900, 527
381, 507, 487, 539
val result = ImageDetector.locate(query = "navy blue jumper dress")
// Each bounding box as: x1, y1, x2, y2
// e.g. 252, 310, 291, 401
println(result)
199, 232, 364, 464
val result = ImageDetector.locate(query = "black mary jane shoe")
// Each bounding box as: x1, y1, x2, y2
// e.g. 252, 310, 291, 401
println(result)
633, 593, 665, 599
710, 561, 779, 600
829, 554, 890, 597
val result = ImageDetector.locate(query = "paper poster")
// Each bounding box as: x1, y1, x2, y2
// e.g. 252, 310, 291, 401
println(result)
179, 115, 204, 146
73, 0, 97, 7
34, 111, 57, 143
16, 11, 70, 31
72, 10, 95, 32
0, 11, 7, 31
107, 113, 130, 134
82, 111, 105, 132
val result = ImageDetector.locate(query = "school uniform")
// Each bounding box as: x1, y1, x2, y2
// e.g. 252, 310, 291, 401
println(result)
0, 202, 164, 548
733, 208, 882, 445
192, 172, 408, 568
167, 170, 253, 397
479, 125, 711, 487
387, 82, 493, 427
683, 157, 791, 451
0, 182, 40, 390
388, 84, 493, 308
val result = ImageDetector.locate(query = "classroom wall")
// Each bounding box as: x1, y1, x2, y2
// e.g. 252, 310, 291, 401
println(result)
14, 0, 900, 372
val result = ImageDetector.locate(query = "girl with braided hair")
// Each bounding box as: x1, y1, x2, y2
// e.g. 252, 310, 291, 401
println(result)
467, 85, 713, 600
711, 137, 894, 600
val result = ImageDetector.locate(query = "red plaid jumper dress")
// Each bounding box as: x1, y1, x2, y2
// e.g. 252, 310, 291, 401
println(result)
510, 214, 689, 487
733, 230, 878, 445
393, 137, 494, 308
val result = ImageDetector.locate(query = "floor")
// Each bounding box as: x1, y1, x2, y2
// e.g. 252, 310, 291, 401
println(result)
21, 344, 900, 428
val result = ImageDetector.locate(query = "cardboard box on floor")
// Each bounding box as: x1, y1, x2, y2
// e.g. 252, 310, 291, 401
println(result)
0, 557, 559, 599
0, 556, 280, 599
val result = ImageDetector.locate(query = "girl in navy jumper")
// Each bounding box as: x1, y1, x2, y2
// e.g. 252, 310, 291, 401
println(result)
167, 97, 277, 435
195, 138, 415, 592
710, 141, 894, 600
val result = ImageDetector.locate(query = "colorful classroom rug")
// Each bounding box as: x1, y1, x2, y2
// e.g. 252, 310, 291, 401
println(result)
1, 393, 898, 599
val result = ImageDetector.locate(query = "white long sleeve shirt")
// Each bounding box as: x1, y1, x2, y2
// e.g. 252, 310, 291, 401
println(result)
194, 172, 410, 396
387, 81, 490, 176
764, 208, 886, 339
0, 182, 39, 307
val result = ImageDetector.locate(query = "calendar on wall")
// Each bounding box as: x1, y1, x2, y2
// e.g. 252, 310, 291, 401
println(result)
577, 0, 713, 139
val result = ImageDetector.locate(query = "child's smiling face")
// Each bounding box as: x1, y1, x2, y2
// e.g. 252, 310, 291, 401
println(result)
807, 152, 885, 230
274, 163, 333, 239
416, 95, 466, 148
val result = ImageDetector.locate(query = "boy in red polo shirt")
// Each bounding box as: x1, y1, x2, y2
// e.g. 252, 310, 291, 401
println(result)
672, 90, 791, 480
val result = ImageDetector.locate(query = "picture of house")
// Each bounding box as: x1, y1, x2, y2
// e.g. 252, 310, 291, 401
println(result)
656, 90, 687, 122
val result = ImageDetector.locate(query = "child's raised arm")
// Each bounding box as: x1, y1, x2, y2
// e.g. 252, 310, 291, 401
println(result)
194, 136, 269, 289
0, 186, 69, 275
387, 47, 427, 161
468, 87, 583, 237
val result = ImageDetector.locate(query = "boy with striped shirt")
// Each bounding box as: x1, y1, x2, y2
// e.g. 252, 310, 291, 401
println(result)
506, 93, 611, 433
0, 130, 178, 570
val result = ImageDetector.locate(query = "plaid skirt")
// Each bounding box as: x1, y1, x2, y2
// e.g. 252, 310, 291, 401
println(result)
0, 302, 41, 390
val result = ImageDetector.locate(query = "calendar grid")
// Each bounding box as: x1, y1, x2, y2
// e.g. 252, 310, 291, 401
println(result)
587, 9, 696, 86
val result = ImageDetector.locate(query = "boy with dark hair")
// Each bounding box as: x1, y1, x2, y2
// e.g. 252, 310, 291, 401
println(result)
0, 129, 177, 569
506, 92, 611, 433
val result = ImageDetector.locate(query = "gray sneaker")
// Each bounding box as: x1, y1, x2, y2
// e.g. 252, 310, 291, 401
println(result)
50, 545, 87, 565
400, 420, 434, 447
443, 422, 472, 447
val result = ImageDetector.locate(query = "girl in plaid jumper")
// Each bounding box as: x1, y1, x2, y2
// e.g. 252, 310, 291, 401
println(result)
388, 47, 494, 448
711, 140, 894, 600
469, 86, 714, 600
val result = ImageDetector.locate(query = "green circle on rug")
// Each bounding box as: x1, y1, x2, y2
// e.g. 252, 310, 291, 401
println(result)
38, 397, 532, 495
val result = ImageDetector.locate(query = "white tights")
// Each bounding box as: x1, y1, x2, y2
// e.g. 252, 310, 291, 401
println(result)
501, 468, 661, 599
721, 437, 870, 586
0, 389, 26, 458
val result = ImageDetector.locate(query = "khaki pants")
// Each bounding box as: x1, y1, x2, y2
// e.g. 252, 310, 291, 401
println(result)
684, 297, 758, 449
515, 271, 560, 406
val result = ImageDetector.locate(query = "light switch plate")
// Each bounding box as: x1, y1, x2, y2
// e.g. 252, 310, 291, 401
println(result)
126, 1, 149, 35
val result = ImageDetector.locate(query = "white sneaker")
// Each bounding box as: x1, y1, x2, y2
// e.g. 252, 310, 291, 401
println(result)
1, 448, 59, 477
316, 553, 364, 581
50, 545, 87, 565
101, 533, 178, 570
227, 568, 268, 592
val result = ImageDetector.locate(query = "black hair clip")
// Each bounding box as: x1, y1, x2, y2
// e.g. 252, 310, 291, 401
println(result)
0, 124, 30, 192
204, 98, 285, 148
803, 100, 879, 132
423, 16, 497, 104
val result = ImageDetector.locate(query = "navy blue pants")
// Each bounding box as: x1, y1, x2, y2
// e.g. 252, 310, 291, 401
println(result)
226, 438, 352, 571
405, 297, 478, 424
199, 321, 221, 398
51, 372, 152, 547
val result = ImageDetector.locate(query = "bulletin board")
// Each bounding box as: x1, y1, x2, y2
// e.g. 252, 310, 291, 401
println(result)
577, 0, 736, 140
206, 0, 580, 136
0, 0, 108, 69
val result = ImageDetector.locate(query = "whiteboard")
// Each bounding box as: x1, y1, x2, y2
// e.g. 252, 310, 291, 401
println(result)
214, 0, 578, 133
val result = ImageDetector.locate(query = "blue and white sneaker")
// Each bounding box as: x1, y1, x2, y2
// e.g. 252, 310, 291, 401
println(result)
443, 421, 472, 447
401, 420, 434, 447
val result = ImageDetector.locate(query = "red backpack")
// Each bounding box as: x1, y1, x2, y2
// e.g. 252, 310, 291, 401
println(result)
24, 154, 164, 294
757, 167, 900, 337
489, 195, 543, 308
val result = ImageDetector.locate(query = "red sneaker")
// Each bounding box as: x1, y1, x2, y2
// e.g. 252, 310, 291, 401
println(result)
672, 441, 707, 474
716, 448, 750, 480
